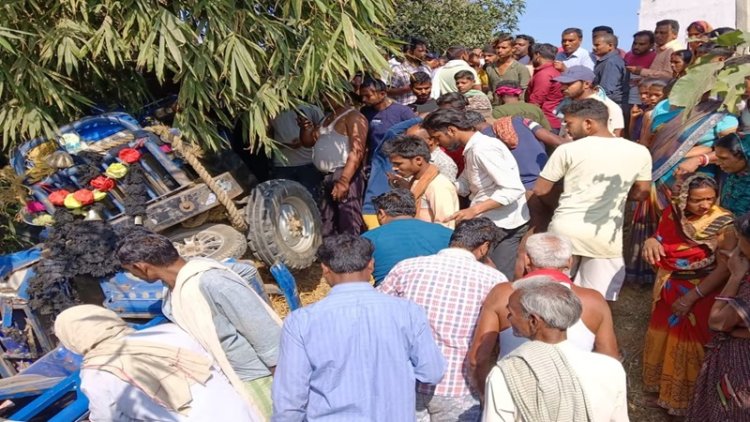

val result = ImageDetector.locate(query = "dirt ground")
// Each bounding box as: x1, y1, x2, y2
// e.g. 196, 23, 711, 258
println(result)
262, 264, 670, 421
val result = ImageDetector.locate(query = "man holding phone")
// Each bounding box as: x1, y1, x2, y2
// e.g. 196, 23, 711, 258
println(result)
270, 105, 325, 199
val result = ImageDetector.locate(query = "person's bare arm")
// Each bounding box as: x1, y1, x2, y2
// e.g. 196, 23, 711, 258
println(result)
613, 128, 623, 137
531, 177, 555, 197
298, 115, 319, 147
387, 86, 412, 97
638, 112, 654, 147
585, 291, 620, 359
529, 178, 563, 230
468, 284, 511, 400
709, 247, 749, 332
698, 229, 736, 294
533, 127, 569, 148
628, 180, 651, 202
331, 112, 367, 201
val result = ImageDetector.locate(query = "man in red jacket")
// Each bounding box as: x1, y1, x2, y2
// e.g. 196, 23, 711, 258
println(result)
526, 43, 565, 134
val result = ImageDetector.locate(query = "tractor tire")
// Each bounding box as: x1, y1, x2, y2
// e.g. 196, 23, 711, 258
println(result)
167, 223, 247, 260
246, 180, 322, 269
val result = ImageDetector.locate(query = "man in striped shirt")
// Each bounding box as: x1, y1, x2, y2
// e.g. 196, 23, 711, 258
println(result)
379, 217, 508, 421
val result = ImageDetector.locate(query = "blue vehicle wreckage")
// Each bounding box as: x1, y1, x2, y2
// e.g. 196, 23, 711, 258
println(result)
0, 109, 313, 420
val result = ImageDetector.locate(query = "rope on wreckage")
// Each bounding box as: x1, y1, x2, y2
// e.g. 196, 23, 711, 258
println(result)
144, 125, 249, 231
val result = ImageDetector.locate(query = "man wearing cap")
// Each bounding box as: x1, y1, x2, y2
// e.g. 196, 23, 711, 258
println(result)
553, 66, 624, 137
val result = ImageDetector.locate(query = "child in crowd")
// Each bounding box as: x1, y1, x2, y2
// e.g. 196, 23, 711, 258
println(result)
405, 123, 458, 182
468, 51, 489, 91
407, 71, 438, 115
629, 79, 667, 144
454, 70, 493, 121
383, 135, 459, 229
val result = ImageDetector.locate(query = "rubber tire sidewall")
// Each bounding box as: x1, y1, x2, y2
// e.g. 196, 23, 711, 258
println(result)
245, 180, 322, 269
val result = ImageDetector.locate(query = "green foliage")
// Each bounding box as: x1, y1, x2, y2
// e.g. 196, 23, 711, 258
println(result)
669, 61, 724, 112
669, 30, 750, 118
0, 168, 31, 254
388, 0, 526, 54
0, 0, 397, 153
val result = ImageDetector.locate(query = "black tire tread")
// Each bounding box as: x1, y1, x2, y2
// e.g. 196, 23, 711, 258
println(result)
245, 180, 322, 269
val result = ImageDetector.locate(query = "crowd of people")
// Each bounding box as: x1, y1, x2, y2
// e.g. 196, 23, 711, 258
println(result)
52, 17, 750, 422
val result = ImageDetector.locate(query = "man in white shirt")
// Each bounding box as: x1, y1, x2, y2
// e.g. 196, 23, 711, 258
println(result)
554, 28, 595, 71
422, 108, 529, 279
554, 66, 625, 137
532, 99, 651, 301
482, 277, 628, 422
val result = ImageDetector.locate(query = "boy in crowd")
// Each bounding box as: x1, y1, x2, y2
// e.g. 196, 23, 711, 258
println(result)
405, 123, 458, 182
383, 135, 459, 228
455, 70, 493, 120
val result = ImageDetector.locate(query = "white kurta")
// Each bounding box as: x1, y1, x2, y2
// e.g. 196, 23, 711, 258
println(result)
80, 323, 258, 422
483, 340, 629, 422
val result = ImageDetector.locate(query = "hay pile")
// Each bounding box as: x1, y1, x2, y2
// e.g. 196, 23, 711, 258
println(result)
260, 264, 329, 318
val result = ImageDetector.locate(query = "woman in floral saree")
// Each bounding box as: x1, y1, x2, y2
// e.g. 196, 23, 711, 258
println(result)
626, 98, 738, 284
642, 173, 736, 415
715, 132, 750, 217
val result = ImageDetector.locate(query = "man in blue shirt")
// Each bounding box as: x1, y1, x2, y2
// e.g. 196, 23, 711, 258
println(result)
271, 235, 445, 422
362, 188, 453, 284
360, 76, 417, 229
554, 28, 595, 71
592, 33, 627, 106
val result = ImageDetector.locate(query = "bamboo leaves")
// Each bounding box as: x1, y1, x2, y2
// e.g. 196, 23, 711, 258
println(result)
0, 0, 398, 152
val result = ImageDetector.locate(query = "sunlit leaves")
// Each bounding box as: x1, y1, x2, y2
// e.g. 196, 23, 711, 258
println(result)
669, 61, 724, 115
670, 30, 750, 119
0, 0, 398, 151
388, 0, 525, 54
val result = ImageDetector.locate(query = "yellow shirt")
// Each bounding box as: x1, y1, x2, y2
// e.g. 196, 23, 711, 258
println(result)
418, 173, 459, 229
478, 69, 490, 91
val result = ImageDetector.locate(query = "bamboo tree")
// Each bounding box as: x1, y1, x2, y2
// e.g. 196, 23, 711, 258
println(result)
0, 0, 396, 152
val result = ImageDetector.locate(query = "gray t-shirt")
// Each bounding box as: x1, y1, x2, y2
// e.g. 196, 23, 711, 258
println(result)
163, 262, 281, 381
272, 105, 325, 167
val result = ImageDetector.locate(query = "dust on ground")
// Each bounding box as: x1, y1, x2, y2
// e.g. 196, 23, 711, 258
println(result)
261, 263, 670, 421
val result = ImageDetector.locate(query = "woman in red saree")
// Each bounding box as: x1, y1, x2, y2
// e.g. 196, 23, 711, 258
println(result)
642, 173, 735, 415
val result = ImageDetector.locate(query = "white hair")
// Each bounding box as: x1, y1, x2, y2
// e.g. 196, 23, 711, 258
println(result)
512, 276, 582, 330
525, 232, 573, 270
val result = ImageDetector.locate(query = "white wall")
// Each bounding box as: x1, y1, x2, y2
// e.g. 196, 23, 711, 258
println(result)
638, 0, 736, 43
